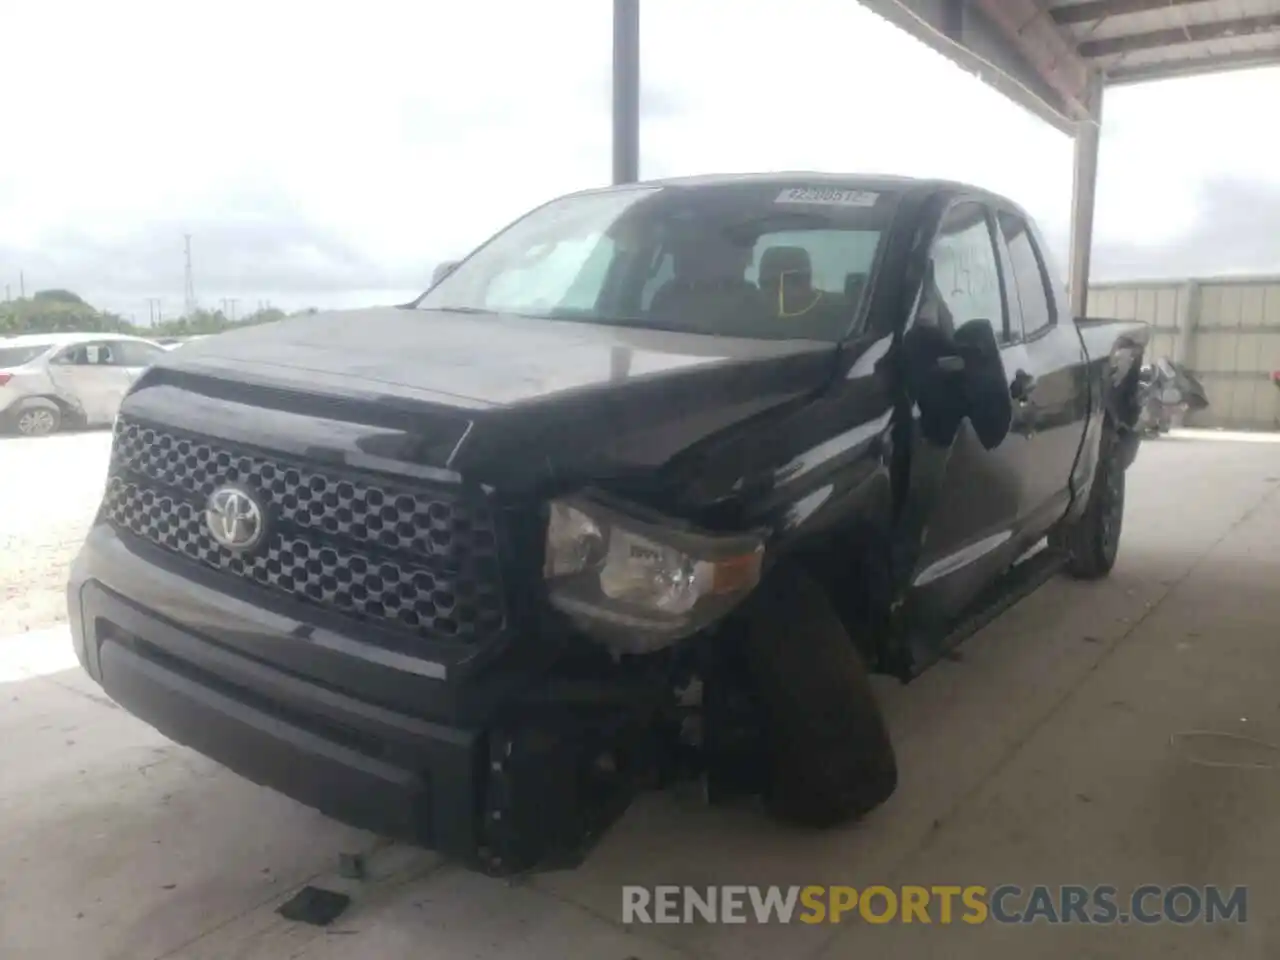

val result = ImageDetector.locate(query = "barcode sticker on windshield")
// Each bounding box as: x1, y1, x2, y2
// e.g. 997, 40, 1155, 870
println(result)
775, 187, 880, 208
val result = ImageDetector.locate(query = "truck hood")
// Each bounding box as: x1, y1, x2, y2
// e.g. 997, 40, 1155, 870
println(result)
131, 306, 836, 493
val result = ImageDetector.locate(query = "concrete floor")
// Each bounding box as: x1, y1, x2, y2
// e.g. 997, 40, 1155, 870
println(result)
3, 431, 1280, 959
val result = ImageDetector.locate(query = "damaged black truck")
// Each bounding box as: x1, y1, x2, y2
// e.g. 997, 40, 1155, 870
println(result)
68, 174, 1148, 875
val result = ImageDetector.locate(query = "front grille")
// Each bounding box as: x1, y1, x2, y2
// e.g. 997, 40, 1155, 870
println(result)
104, 417, 506, 643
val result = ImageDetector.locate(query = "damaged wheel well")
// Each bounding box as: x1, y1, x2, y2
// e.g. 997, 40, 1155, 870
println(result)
787, 522, 896, 671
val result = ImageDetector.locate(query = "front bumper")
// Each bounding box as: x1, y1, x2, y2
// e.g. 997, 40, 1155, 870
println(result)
68, 524, 638, 874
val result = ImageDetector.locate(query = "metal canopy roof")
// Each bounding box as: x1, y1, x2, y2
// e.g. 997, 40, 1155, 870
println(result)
860, 0, 1280, 131
1060, 0, 1280, 84
607, 0, 1277, 317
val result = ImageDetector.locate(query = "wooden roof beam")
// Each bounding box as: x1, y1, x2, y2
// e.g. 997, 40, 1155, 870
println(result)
971, 0, 1100, 119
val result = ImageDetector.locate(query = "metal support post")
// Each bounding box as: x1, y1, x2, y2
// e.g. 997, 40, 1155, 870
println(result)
612, 0, 640, 185
1067, 73, 1104, 318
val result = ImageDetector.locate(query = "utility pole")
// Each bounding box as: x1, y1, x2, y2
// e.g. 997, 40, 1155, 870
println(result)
612, 0, 640, 185
18, 271, 24, 299
227, 298, 238, 322
146, 298, 162, 324
183, 234, 198, 317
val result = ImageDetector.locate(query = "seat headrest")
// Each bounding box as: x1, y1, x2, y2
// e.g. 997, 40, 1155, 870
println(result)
674, 239, 753, 282
758, 246, 812, 286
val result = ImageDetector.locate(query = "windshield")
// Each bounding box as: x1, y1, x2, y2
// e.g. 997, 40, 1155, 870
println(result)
416, 182, 897, 341
0, 345, 51, 367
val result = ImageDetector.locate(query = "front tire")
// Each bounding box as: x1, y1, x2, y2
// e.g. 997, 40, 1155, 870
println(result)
738, 564, 898, 828
1054, 424, 1126, 579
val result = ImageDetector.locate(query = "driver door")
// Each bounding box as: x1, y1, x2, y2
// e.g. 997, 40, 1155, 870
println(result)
897, 199, 1026, 639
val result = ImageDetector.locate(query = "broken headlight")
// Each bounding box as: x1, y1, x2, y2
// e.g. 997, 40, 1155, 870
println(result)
543, 496, 764, 654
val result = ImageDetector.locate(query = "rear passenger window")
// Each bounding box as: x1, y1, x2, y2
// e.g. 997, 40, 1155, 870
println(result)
745, 229, 880, 298
743, 228, 882, 334
998, 212, 1056, 338
923, 202, 1004, 337
56, 343, 113, 365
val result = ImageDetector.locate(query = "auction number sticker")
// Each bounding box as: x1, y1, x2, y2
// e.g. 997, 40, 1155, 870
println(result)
776, 187, 880, 208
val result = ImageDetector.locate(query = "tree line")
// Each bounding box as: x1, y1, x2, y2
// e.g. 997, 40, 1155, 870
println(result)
0, 289, 312, 338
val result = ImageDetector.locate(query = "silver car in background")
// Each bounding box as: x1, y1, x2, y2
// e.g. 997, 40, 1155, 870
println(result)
0, 332, 168, 436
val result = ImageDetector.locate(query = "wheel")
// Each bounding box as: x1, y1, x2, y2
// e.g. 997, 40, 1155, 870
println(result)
1053, 424, 1126, 580
14, 401, 61, 437
737, 563, 898, 828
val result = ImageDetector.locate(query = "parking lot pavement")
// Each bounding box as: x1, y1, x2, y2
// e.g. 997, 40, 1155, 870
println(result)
0, 430, 112, 634
3, 433, 1280, 958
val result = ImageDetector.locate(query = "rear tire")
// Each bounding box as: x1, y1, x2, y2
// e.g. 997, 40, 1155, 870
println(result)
738, 564, 898, 828
14, 401, 61, 437
1053, 424, 1126, 580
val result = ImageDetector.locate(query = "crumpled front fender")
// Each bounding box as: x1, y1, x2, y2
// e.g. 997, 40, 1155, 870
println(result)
1077, 318, 1150, 433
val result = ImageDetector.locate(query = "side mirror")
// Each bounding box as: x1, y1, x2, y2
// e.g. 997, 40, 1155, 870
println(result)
901, 318, 1011, 450
902, 323, 967, 447
430, 260, 460, 287
952, 318, 1013, 450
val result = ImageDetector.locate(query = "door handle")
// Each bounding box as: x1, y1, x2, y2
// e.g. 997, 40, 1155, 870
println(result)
1010, 369, 1037, 402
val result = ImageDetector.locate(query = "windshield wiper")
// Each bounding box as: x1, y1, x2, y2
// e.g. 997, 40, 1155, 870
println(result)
418, 305, 492, 315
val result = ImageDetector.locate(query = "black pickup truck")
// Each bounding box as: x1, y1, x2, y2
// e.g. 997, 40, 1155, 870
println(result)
68, 174, 1148, 875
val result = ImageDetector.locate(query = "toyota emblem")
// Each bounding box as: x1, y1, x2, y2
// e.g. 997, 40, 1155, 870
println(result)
205, 484, 266, 551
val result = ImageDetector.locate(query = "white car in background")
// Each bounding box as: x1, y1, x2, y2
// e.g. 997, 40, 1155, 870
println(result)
0, 332, 168, 436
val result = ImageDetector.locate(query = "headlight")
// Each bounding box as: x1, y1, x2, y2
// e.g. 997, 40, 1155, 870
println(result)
543, 495, 765, 654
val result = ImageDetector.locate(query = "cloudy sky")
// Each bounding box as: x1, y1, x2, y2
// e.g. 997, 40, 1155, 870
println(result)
1, 0, 1278, 322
